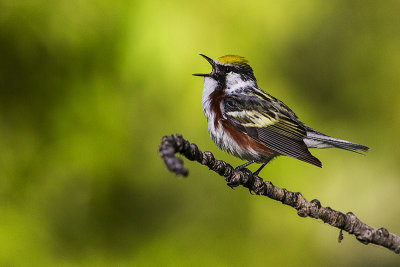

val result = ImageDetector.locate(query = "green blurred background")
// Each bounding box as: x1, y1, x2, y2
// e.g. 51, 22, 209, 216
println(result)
1, 0, 400, 266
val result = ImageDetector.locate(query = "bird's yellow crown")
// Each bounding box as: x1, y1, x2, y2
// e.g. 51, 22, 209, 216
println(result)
217, 55, 248, 65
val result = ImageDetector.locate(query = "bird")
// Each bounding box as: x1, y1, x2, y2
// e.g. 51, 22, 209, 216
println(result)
193, 54, 369, 176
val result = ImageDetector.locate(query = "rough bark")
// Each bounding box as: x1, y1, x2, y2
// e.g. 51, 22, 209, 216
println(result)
159, 133, 400, 254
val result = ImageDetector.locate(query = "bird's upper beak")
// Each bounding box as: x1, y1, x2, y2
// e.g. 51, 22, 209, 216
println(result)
192, 54, 215, 77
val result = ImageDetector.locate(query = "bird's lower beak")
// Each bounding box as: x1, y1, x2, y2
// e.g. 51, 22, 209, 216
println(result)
192, 73, 209, 77
192, 54, 214, 77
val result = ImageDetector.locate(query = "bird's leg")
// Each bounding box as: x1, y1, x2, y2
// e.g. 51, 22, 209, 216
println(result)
235, 160, 256, 171
253, 163, 266, 176
253, 158, 272, 176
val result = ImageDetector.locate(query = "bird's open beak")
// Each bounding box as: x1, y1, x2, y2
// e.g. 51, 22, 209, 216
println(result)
192, 54, 214, 77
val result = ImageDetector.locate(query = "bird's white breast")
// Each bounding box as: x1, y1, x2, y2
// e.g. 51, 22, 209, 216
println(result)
201, 77, 265, 162
201, 77, 223, 147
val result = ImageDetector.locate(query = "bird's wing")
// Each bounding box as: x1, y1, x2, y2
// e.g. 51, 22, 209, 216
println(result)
222, 90, 322, 167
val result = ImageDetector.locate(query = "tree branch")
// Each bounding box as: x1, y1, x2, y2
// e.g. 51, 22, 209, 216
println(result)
159, 133, 400, 254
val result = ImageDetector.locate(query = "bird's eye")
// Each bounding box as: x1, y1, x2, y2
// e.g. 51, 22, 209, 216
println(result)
224, 66, 232, 73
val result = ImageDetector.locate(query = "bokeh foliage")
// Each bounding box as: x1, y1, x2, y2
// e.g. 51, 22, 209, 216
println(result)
0, 0, 399, 266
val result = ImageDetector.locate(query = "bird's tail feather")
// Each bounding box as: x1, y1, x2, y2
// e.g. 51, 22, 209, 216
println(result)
304, 126, 369, 154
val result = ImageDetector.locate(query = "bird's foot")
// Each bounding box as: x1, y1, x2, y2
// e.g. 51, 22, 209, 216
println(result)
228, 167, 254, 193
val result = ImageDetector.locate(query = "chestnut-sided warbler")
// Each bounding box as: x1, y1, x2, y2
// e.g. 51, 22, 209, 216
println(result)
193, 54, 369, 175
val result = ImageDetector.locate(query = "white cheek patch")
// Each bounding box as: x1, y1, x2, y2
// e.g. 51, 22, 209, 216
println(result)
225, 72, 255, 93
225, 72, 241, 87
